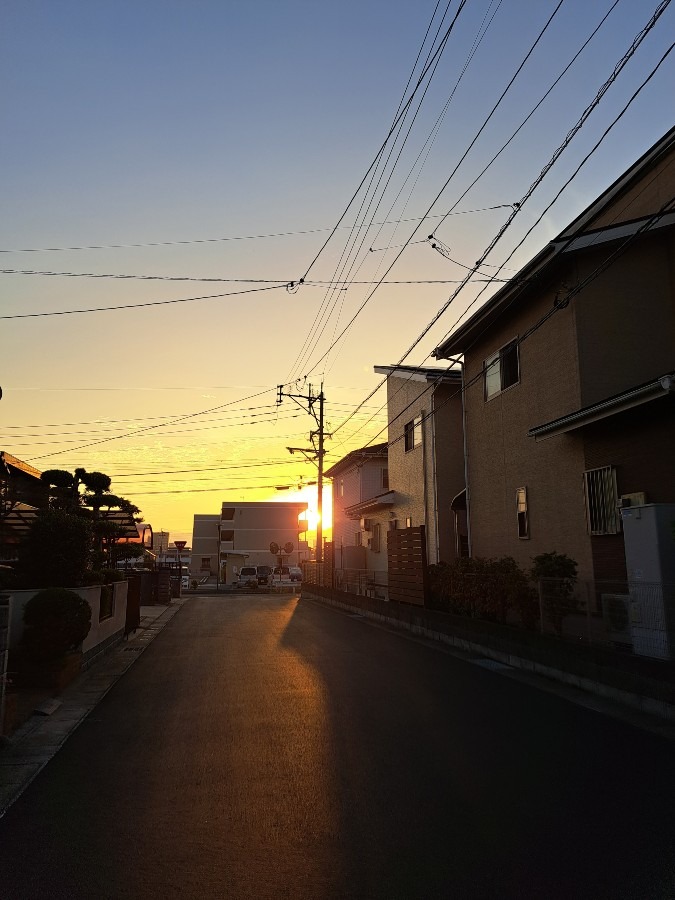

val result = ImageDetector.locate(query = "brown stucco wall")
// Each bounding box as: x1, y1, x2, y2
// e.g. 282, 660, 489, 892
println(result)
582, 152, 675, 231
386, 373, 464, 564
574, 229, 675, 407
430, 382, 465, 563
463, 279, 595, 581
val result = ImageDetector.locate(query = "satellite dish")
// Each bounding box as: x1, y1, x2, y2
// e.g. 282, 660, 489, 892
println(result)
284, 542, 294, 554
269, 542, 279, 555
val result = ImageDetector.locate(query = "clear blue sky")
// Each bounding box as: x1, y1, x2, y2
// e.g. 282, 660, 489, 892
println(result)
2, 0, 673, 540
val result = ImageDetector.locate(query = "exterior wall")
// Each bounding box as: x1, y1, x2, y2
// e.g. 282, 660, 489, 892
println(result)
191, 514, 219, 576
329, 455, 388, 567
386, 374, 464, 565
583, 151, 675, 231
386, 377, 431, 539
463, 281, 595, 582
574, 230, 675, 407
219, 501, 307, 569
429, 382, 466, 564
9, 583, 127, 658
581, 397, 675, 581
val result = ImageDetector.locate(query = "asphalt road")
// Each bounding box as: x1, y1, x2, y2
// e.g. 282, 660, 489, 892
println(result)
1, 593, 674, 899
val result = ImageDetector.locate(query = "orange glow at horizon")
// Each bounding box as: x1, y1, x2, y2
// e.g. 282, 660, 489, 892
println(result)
269, 484, 332, 545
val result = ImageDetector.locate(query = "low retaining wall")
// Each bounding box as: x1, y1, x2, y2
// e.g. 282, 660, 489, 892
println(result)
302, 586, 675, 721
8, 582, 128, 665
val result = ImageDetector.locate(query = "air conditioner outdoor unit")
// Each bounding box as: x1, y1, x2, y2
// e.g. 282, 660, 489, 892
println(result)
620, 492, 646, 507
601, 593, 633, 648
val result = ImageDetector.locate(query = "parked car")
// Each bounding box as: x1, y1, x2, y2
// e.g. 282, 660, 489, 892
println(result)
256, 565, 273, 586
289, 566, 303, 583
272, 566, 291, 583
237, 566, 259, 588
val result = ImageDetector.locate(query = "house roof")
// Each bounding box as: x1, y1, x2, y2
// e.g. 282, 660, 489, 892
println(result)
528, 373, 675, 441
324, 442, 388, 478
1, 452, 42, 480
433, 124, 675, 359
0, 502, 39, 541
373, 364, 462, 383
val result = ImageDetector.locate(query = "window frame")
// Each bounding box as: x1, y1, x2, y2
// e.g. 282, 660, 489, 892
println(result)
484, 339, 520, 400
583, 466, 620, 535
516, 487, 529, 540
381, 467, 389, 490
404, 415, 423, 452
371, 522, 381, 553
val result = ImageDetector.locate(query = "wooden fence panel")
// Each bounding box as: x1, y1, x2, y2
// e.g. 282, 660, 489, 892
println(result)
387, 525, 427, 606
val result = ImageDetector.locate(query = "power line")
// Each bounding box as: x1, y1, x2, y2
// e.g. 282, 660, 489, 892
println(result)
347, 195, 675, 458
0, 283, 287, 320
297, 1, 468, 286
25, 386, 277, 462
0, 205, 508, 255
293, 0, 568, 382
287, 1, 471, 382
330, 0, 672, 437
0, 269, 503, 285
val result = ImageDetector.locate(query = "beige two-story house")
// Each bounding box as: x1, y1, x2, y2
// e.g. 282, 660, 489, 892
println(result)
433, 125, 675, 585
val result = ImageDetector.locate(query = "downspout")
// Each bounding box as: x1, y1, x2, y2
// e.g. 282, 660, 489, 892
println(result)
461, 360, 472, 556
431, 386, 440, 564
421, 406, 430, 562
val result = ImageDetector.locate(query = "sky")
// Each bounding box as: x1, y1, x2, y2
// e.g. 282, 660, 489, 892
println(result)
2, 0, 674, 546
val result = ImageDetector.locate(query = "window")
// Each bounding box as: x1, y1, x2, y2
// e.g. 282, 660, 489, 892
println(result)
583, 466, 620, 534
99, 585, 115, 621
371, 523, 381, 552
485, 340, 519, 399
340, 479, 344, 497
516, 487, 529, 539
221, 507, 235, 520
381, 468, 389, 490
220, 530, 234, 542
200, 557, 211, 570
404, 415, 422, 451
355, 531, 362, 547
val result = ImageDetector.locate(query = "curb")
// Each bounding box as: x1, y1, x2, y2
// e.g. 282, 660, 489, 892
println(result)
0, 599, 185, 818
302, 590, 675, 730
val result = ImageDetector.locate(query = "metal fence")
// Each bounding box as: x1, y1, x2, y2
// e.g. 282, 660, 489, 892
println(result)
538, 578, 675, 661
0, 592, 11, 735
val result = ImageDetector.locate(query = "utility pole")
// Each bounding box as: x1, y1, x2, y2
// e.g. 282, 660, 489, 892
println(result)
278, 383, 328, 563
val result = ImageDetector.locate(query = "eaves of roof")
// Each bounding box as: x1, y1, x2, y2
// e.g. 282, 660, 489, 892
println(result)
344, 490, 396, 517
324, 442, 388, 478
433, 124, 675, 359
528, 374, 675, 441
373, 364, 462, 383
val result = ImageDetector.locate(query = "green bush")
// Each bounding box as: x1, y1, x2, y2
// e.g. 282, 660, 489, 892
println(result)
22, 587, 92, 662
429, 556, 534, 624
17, 509, 93, 588
531, 552, 578, 635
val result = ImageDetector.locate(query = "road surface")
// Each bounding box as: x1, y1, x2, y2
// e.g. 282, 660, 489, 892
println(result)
1, 593, 674, 899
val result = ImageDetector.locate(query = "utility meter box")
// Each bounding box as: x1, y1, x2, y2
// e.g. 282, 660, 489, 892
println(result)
620, 503, 675, 660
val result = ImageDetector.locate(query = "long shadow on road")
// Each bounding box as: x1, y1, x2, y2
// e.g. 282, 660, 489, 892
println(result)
279, 595, 675, 900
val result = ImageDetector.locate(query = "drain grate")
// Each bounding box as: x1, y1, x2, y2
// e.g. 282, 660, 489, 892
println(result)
123, 646, 144, 652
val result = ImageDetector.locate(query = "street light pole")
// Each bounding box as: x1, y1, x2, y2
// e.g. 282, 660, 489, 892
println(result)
278, 382, 328, 565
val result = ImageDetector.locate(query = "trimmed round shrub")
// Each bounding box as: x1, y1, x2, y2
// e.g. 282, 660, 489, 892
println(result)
23, 588, 92, 662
